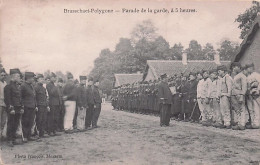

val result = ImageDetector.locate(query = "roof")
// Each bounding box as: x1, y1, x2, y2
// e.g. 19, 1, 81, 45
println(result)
232, 15, 260, 62
143, 60, 230, 80
114, 73, 143, 87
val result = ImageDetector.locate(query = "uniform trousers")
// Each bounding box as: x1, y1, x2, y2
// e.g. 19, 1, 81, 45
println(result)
48, 105, 60, 133
77, 107, 86, 130
92, 104, 101, 127
231, 95, 246, 127
85, 104, 94, 128
247, 96, 260, 127
201, 98, 213, 122
220, 96, 231, 126
0, 106, 7, 139
22, 107, 36, 139
7, 106, 21, 141
64, 101, 76, 131
159, 103, 171, 126
36, 106, 47, 137
210, 98, 222, 124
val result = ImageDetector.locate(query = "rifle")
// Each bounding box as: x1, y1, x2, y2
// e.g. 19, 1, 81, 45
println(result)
189, 101, 198, 120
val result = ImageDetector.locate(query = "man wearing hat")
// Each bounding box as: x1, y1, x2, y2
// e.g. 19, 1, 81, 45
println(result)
35, 74, 49, 138
74, 76, 87, 130
46, 72, 60, 136
179, 73, 189, 121
20, 72, 37, 142
188, 72, 199, 122
92, 79, 102, 128
57, 78, 65, 131
196, 71, 204, 121
217, 65, 233, 129
4, 69, 23, 146
158, 73, 172, 126
208, 69, 222, 127
85, 77, 95, 129
246, 63, 260, 129
230, 63, 248, 130
63, 72, 77, 133
200, 70, 212, 126
0, 68, 7, 141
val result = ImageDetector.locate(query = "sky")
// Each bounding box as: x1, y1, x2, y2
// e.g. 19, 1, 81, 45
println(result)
0, 0, 253, 78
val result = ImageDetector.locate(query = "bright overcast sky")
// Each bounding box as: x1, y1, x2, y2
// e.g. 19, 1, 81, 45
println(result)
0, 0, 252, 78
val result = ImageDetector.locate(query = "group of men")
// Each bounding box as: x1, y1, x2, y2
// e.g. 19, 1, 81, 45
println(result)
0, 68, 102, 147
111, 62, 260, 129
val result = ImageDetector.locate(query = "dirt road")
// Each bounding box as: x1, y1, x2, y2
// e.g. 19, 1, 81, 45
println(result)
1, 103, 260, 165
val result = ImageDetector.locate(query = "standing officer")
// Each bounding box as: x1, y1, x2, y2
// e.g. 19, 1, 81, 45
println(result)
92, 79, 102, 128
35, 74, 49, 138
46, 72, 60, 136
4, 69, 23, 147
158, 74, 172, 126
20, 72, 37, 142
85, 77, 94, 129
57, 78, 65, 131
188, 72, 199, 122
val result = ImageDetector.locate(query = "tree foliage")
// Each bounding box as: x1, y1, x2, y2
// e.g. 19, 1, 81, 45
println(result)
235, 1, 260, 39
217, 40, 239, 60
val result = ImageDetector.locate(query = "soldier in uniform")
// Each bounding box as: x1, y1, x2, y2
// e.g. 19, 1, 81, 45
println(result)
179, 74, 189, 121
57, 78, 65, 131
85, 77, 94, 129
196, 71, 204, 122
230, 62, 248, 130
172, 75, 181, 120
35, 74, 49, 138
20, 72, 37, 142
0, 68, 7, 141
4, 69, 23, 146
188, 72, 199, 122
217, 65, 232, 129
63, 72, 77, 133
246, 63, 260, 129
92, 79, 102, 128
158, 74, 172, 126
46, 73, 60, 135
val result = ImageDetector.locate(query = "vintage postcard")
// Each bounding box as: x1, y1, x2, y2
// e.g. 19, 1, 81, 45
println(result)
0, 0, 260, 164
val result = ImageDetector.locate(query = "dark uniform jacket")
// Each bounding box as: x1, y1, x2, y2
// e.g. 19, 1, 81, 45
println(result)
188, 80, 198, 100
20, 82, 37, 109
86, 85, 94, 105
157, 81, 172, 105
4, 81, 22, 111
63, 81, 77, 101
35, 83, 48, 107
93, 85, 102, 105
46, 82, 60, 106
76, 84, 87, 107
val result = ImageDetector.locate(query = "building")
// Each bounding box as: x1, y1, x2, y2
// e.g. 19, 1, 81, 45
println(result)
114, 73, 143, 87
143, 53, 230, 81
232, 15, 260, 72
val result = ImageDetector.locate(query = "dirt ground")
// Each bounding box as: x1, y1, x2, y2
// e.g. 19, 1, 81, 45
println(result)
1, 103, 260, 165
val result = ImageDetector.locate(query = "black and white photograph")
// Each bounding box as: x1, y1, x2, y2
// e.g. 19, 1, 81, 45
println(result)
0, 0, 260, 164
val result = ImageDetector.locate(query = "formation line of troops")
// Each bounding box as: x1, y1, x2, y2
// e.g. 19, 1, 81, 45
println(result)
112, 62, 260, 129
0, 68, 102, 147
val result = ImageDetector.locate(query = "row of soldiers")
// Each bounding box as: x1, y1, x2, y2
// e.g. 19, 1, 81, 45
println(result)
0, 68, 102, 147
111, 62, 260, 129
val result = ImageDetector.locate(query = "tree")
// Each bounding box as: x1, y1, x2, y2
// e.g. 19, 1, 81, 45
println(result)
185, 40, 203, 60
217, 40, 239, 60
235, 1, 260, 39
202, 43, 216, 60
169, 43, 183, 60
151, 36, 171, 60
130, 20, 158, 45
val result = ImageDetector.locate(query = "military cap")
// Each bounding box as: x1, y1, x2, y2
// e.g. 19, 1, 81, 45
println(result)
88, 76, 94, 82
94, 79, 99, 83
201, 69, 209, 74
160, 73, 167, 79
230, 62, 241, 69
50, 72, 56, 78
209, 69, 217, 74
36, 74, 44, 79
79, 76, 87, 81
57, 78, 63, 83
0, 68, 6, 73
189, 72, 196, 77
45, 75, 51, 80
10, 68, 21, 75
217, 65, 227, 71
67, 72, 73, 79
246, 63, 254, 68
74, 79, 79, 84
241, 65, 248, 70
25, 72, 35, 79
